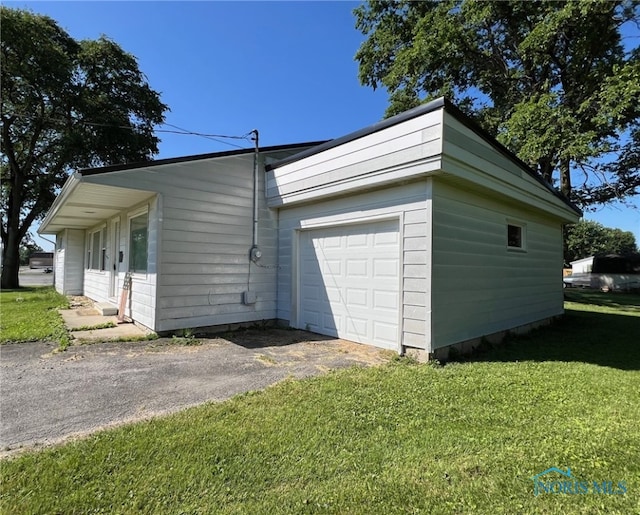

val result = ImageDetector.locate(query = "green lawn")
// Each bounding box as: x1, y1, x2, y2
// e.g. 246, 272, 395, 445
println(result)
0, 286, 69, 344
1, 290, 639, 514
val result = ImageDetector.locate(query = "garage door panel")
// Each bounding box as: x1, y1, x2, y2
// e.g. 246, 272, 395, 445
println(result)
346, 287, 368, 306
373, 290, 398, 310
374, 258, 399, 277
298, 220, 400, 349
374, 230, 399, 246
346, 259, 368, 277
374, 321, 397, 345
346, 316, 368, 338
346, 233, 368, 247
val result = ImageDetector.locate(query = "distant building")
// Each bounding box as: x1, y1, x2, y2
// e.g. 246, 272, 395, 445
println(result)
565, 254, 640, 291
29, 252, 53, 269
570, 256, 594, 275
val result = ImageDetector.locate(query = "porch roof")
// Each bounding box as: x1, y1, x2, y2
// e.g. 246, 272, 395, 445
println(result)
38, 173, 155, 234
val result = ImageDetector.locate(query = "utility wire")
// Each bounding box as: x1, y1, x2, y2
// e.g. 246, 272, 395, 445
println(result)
159, 122, 252, 149
3, 111, 253, 150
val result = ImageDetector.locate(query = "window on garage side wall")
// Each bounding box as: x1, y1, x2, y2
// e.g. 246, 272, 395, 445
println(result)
507, 222, 526, 250
129, 212, 149, 274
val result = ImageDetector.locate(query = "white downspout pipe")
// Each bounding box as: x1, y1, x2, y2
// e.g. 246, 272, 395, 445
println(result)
249, 129, 262, 263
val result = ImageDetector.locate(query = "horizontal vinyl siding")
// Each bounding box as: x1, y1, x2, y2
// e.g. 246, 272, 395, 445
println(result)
54, 248, 64, 292
277, 180, 432, 350
267, 110, 443, 207
148, 156, 277, 332
63, 229, 85, 295
442, 113, 579, 223
53, 146, 310, 332
431, 179, 564, 349
401, 205, 431, 350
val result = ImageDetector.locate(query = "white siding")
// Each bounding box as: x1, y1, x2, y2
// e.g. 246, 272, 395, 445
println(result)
54, 229, 84, 295
431, 179, 565, 349
267, 110, 443, 207
84, 152, 289, 332
158, 157, 276, 332
441, 113, 577, 221
277, 180, 432, 350
54, 248, 64, 292
571, 257, 593, 274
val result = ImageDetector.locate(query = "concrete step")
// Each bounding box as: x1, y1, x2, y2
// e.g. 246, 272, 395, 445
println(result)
95, 302, 118, 316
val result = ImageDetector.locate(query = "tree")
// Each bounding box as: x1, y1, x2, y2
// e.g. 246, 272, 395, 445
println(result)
355, 0, 640, 207
1, 7, 168, 289
564, 220, 637, 263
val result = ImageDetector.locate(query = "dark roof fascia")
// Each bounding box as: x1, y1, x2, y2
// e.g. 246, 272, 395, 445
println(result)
79, 141, 328, 177
266, 97, 581, 216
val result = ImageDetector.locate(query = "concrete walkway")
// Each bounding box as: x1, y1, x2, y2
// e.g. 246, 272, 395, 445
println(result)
59, 304, 151, 343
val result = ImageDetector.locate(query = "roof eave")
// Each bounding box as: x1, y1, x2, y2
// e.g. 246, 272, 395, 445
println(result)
38, 173, 82, 235
79, 141, 328, 177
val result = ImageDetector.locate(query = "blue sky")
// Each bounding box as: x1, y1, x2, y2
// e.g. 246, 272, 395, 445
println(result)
8, 1, 639, 250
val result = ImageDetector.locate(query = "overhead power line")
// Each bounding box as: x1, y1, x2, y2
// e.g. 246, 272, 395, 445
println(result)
3, 111, 254, 150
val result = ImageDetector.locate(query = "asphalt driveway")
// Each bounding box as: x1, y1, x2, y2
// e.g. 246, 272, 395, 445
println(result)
1, 330, 388, 456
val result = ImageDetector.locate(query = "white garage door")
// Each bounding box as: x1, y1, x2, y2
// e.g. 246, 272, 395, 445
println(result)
298, 220, 400, 349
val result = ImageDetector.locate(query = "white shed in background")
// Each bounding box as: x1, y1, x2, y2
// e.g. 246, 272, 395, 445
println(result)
571, 256, 594, 274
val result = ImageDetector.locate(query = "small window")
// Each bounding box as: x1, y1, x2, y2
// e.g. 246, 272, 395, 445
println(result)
507, 223, 525, 249
91, 231, 101, 269
129, 212, 148, 274
87, 228, 106, 270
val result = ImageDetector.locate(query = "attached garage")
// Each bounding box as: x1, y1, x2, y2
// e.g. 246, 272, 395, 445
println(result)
267, 97, 581, 359
298, 220, 400, 349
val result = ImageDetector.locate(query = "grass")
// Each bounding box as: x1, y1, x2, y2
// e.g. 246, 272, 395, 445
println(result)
1, 290, 639, 513
70, 321, 117, 332
0, 286, 69, 347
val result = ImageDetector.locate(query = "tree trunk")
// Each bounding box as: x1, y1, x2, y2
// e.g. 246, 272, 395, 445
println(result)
560, 158, 572, 198
1, 230, 21, 289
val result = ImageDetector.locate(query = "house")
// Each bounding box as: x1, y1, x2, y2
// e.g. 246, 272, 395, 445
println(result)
40, 98, 581, 359
39, 142, 323, 330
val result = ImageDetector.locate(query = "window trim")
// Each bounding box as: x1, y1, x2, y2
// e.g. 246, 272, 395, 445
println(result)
127, 208, 149, 276
86, 224, 107, 271
506, 220, 527, 252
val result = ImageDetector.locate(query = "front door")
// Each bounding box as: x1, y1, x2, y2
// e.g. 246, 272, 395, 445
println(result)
109, 219, 120, 299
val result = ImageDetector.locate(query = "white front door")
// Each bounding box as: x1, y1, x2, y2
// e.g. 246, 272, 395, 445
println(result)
298, 220, 400, 349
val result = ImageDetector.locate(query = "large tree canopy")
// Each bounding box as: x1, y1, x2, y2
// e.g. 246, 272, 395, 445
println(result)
355, 0, 640, 208
1, 7, 168, 289
564, 219, 637, 263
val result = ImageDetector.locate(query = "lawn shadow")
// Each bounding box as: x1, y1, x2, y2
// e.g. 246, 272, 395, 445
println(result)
458, 308, 640, 371
0, 286, 49, 294
209, 326, 336, 349
564, 289, 640, 311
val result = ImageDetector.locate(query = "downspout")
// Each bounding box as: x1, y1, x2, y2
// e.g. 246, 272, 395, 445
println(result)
243, 130, 261, 305
249, 129, 262, 263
